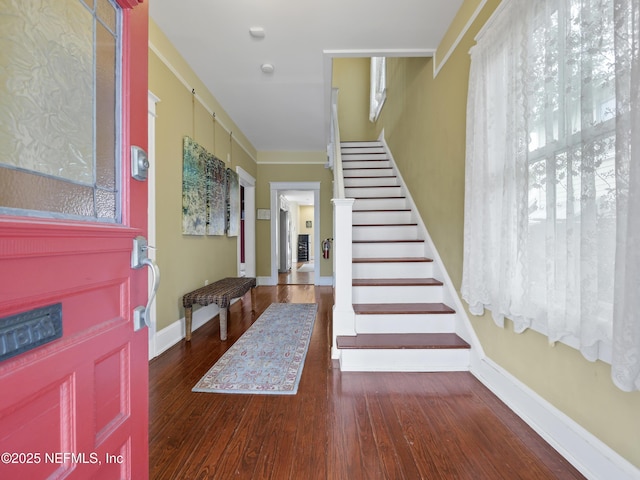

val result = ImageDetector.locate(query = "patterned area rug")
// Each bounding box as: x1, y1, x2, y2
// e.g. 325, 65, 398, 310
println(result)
192, 303, 318, 395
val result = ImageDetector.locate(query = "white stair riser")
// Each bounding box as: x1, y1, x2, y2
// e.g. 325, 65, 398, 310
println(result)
352, 198, 408, 210
355, 313, 456, 334
352, 210, 412, 224
346, 186, 403, 198
344, 168, 394, 178
342, 160, 390, 169
353, 242, 425, 258
352, 285, 443, 304
353, 225, 419, 241
341, 142, 383, 148
339, 348, 470, 372
344, 177, 398, 187
352, 261, 434, 279
341, 147, 386, 155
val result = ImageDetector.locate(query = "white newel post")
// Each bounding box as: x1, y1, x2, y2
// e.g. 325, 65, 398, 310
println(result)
331, 198, 356, 359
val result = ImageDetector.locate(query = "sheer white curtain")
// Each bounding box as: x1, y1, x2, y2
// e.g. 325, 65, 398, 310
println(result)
462, 0, 640, 391
612, 0, 640, 390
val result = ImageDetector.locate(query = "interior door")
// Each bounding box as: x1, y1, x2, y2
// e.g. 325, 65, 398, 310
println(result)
0, 1, 149, 479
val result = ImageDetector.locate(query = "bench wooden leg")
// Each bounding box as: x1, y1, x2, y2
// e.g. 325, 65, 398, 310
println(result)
250, 287, 256, 312
219, 307, 228, 341
185, 306, 193, 342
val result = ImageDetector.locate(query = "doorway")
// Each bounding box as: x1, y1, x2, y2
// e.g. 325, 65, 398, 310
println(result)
270, 182, 320, 286
236, 166, 256, 278
278, 190, 315, 285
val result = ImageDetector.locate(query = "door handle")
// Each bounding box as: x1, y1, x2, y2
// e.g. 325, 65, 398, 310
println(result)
131, 236, 161, 331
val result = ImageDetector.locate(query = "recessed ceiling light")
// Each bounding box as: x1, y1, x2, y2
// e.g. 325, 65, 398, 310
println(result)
261, 63, 275, 74
249, 27, 265, 38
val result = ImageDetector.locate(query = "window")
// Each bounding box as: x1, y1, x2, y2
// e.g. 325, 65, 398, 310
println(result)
0, 0, 122, 222
462, 0, 640, 391
369, 57, 386, 122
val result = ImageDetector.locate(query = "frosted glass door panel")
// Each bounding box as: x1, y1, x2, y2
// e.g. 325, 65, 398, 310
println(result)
0, 0, 120, 222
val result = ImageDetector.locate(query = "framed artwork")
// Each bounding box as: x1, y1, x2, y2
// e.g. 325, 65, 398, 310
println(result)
181, 136, 207, 235
306, 221, 312, 228
206, 155, 226, 236
182, 136, 228, 236
226, 168, 240, 237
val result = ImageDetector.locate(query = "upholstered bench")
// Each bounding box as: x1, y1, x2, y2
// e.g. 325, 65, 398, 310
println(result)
182, 277, 256, 341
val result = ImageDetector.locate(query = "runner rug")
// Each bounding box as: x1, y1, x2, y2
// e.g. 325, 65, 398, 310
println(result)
192, 303, 318, 395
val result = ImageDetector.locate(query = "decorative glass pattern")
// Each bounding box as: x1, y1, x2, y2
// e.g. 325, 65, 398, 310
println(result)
0, 0, 121, 221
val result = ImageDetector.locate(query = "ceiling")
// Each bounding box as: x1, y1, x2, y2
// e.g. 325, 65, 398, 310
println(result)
149, 0, 463, 153
282, 190, 314, 206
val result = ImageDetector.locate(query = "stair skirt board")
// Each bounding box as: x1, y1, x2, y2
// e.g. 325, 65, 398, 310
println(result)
338, 348, 471, 372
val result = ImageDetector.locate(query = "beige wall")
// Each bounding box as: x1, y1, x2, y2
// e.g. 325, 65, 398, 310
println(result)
149, 21, 257, 331
332, 57, 377, 142
255, 161, 333, 278
333, 0, 640, 469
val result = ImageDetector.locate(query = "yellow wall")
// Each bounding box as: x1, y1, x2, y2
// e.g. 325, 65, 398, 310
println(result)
332, 58, 377, 142
149, 21, 258, 331
333, 0, 640, 469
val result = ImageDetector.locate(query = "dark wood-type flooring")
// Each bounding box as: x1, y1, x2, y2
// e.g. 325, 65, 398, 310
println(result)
277, 262, 314, 285
149, 285, 585, 479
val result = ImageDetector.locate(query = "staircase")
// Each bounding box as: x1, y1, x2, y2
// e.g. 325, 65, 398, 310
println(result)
335, 140, 471, 371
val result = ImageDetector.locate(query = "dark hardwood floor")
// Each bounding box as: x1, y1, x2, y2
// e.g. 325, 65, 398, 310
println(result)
277, 262, 314, 285
149, 285, 585, 479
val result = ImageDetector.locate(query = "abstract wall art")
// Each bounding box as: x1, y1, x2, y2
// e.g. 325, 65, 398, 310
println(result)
206, 155, 227, 236
226, 168, 240, 237
182, 136, 208, 235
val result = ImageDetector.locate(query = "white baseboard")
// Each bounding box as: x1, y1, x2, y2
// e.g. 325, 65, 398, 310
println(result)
153, 303, 221, 358
471, 357, 640, 480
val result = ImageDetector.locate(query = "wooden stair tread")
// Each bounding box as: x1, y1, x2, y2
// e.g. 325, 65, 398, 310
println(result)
353, 223, 418, 227
352, 239, 424, 243
340, 154, 387, 158
346, 185, 398, 188
353, 257, 433, 263
353, 278, 442, 287
345, 176, 397, 179
353, 302, 455, 314
336, 333, 469, 350
343, 167, 393, 170
353, 196, 405, 199
352, 209, 410, 212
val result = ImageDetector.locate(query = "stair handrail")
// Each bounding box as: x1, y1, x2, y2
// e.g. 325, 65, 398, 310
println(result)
330, 88, 346, 199
329, 88, 356, 360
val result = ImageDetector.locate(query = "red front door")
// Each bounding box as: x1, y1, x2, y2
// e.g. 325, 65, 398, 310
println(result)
0, 1, 149, 479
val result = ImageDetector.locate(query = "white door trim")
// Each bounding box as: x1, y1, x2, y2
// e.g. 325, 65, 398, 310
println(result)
236, 166, 256, 278
269, 182, 321, 285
